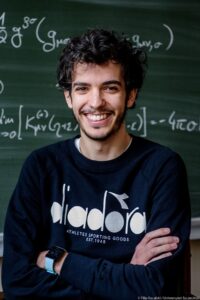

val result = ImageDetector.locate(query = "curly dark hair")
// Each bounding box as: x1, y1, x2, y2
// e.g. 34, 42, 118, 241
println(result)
57, 28, 147, 102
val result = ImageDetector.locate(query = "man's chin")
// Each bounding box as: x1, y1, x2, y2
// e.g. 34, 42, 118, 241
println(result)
81, 129, 115, 142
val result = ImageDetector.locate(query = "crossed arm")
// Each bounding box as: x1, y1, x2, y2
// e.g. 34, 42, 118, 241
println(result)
37, 227, 179, 274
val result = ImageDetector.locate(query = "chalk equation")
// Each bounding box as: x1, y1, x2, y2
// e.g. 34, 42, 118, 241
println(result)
0, 106, 199, 141
0, 12, 174, 53
0, 106, 78, 140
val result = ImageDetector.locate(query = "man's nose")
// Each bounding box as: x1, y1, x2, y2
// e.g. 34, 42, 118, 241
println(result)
88, 88, 105, 108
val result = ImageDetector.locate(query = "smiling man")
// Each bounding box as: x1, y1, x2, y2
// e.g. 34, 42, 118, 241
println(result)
2, 29, 191, 300
64, 61, 136, 161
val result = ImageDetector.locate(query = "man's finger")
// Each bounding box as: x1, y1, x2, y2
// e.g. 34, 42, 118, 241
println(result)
140, 228, 171, 245
147, 242, 178, 259
146, 252, 173, 265
148, 236, 179, 248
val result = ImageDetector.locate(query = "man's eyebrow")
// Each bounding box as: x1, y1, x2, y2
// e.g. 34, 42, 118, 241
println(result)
72, 82, 89, 87
102, 80, 122, 86
72, 80, 122, 87
72, 80, 122, 86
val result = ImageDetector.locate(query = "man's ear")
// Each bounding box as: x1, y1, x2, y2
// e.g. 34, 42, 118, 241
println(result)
64, 91, 72, 109
127, 89, 137, 108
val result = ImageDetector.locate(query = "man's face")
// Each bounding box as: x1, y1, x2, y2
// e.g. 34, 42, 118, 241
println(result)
64, 61, 136, 141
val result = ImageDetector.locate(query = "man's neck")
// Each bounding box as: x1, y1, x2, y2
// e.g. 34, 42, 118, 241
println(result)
79, 130, 132, 161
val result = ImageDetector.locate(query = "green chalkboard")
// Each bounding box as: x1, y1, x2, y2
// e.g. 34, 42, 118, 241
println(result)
0, 0, 200, 232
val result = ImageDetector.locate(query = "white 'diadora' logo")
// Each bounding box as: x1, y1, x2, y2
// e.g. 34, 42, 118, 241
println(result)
51, 185, 146, 235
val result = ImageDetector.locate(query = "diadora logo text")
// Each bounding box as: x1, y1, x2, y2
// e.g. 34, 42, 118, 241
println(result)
51, 184, 146, 235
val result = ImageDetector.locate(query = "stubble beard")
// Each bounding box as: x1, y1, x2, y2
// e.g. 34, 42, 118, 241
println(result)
76, 107, 127, 142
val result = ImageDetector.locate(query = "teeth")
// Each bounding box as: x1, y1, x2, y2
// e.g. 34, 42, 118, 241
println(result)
87, 114, 108, 121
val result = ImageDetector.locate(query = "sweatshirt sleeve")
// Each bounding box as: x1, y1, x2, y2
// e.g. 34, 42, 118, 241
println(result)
2, 153, 82, 300
58, 152, 191, 300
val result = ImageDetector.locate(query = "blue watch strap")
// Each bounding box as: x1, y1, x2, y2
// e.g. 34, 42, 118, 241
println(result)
45, 246, 66, 275
45, 256, 56, 274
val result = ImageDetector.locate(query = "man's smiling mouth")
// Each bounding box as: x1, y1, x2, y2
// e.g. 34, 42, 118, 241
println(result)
86, 113, 110, 121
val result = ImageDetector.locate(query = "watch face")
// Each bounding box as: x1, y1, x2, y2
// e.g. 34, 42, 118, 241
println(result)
47, 246, 65, 260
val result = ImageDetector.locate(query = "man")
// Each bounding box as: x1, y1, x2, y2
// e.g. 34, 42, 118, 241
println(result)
2, 29, 190, 299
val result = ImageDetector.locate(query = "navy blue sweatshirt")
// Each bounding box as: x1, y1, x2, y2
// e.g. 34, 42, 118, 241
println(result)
2, 135, 191, 299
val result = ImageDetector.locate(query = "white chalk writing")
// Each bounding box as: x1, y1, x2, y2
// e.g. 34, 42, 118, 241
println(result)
150, 111, 200, 133
131, 23, 174, 52
35, 17, 70, 52
0, 105, 199, 141
0, 105, 79, 140
0, 80, 4, 94
0, 12, 174, 53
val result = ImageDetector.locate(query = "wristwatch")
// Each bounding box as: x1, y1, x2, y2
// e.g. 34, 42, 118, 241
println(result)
45, 246, 66, 274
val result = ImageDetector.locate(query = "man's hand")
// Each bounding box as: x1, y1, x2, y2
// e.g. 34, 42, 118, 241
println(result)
36, 250, 48, 269
130, 228, 179, 266
36, 250, 68, 275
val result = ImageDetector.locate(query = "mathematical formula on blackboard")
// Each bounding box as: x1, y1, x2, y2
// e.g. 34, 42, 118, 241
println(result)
0, 105, 199, 140
0, 12, 174, 53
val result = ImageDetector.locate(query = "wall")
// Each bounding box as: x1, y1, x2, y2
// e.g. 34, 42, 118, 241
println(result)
0, 258, 2, 292
191, 240, 200, 297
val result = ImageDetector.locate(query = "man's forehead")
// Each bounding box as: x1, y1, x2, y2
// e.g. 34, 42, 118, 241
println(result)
71, 61, 123, 81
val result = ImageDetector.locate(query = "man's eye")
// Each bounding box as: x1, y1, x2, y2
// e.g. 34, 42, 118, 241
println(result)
75, 86, 88, 92
104, 86, 119, 92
